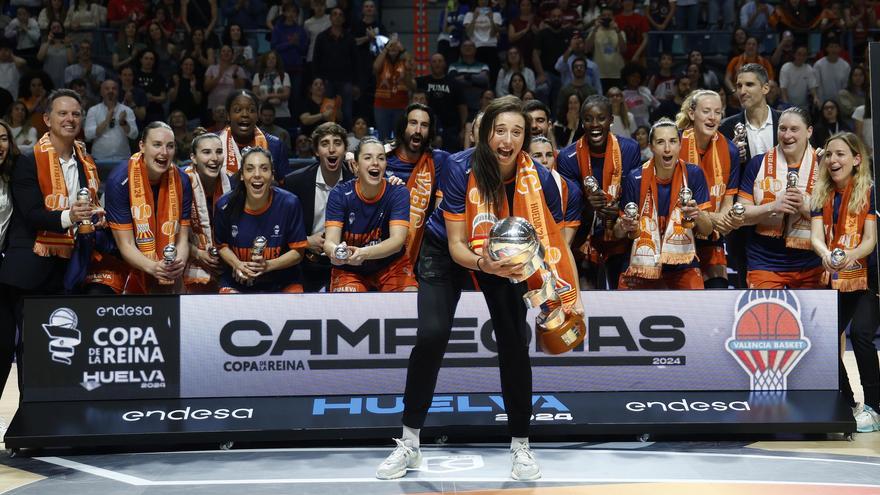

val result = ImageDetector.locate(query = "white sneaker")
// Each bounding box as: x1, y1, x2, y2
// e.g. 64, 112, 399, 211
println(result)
855, 405, 880, 433
376, 438, 422, 480
0, 416, 6, 444
853, 402, 864, 416
511, 443, 541, 481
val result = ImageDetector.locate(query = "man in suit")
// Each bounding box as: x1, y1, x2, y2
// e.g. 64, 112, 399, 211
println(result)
719, 63, 780, 288
0, 89, 103, 383
282, 122, 353, 292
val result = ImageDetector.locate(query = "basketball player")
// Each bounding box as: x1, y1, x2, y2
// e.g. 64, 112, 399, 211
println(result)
809, 131, 880, 432
324, 137, 417, 292
213, 147, 308, 293
614, 118, 713, 289
529, 135, 582, 244
556, 95, 641, 289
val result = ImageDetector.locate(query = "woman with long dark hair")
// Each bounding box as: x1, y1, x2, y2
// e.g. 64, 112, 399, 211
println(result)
169, 56, 205, 128
376, 95, 584, 482
810, 131, 879, 432
812, 99, 852, 149
113, 21, 146, 71
6, 101, 37, 155
0, 119, 20, 408
223, 23, 254, 74
213, 146, 306, 293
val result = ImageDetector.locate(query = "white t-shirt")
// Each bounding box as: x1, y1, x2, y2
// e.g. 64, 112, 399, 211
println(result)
304, 15, 331, 62
253, 71, 292, 118
853, 105, 873, 155
0, 61, 21, 99
779, 62, 817, 108
463, 9, 502, 48
813, 57, 850, 104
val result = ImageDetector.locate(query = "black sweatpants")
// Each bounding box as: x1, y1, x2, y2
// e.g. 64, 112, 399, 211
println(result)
402, 234, 533, 437
838, 276, 880, 411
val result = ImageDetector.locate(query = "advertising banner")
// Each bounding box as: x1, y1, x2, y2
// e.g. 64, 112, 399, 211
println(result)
178, 290, 838, 397
23, 296, 180, 402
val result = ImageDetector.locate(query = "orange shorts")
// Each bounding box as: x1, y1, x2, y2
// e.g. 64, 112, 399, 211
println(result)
619, 267, 705, 290
219, 283, 303, 294
746, 266, 824, 289
697, 243, 727, 272
84, 254, 129, 294
330, 255, 418, 292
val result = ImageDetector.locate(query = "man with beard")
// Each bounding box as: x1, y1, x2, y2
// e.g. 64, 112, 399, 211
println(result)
385, 103, 450, 263
282, 122, 354, 292
557, 95, 642, 289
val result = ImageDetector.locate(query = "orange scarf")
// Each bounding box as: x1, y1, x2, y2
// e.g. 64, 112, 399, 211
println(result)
680, 128, 730, 214
822, 182, 870, 292
624, 159, 697, 280
220, 126, 269, 175
183, 165, 225, 286
32, 133, 100, 258
753, 145, 817, 249
464, 152, 579, 310
575, 133, 623, 242
127, 152, 183, 262
404, 151, 435, 263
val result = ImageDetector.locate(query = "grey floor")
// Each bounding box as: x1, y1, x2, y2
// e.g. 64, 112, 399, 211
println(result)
2, 440, 880, 494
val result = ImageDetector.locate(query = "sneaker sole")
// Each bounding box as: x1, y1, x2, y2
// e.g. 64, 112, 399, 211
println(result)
856, 424, 880, 433
511, 470, 542, 481
376, 454, 422, 480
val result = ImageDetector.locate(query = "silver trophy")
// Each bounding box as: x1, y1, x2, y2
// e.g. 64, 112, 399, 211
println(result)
786, 171, 799, 189
583, 175, 599, 193
487, 217, 545, 283
733, 122, 747, 164
252, 236, 268, 260
730, 202, 746, 218
163, 244, 177, 265
487, 216, 584, 354
830, 248, 846, 268
679, 186, 695, 228
208, 246, 219, 257
334, 242, 350, 261
76, 188, 94, 234
623, 202, 639, 239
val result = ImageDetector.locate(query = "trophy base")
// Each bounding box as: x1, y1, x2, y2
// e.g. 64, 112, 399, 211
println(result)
78, 223, 95, 235
536, 310, 586, 355
681, 220, 695, 230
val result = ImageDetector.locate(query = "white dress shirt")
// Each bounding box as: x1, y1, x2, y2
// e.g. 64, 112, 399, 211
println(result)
59, 153, 80, 229
312, 166, 341, 234
746, 104, 774, 159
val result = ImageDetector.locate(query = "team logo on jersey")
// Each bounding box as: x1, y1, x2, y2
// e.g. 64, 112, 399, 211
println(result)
231, 225, 238, 238
273, 224, 281, 237
726, 290, 811, 391
349, 212, 356, 225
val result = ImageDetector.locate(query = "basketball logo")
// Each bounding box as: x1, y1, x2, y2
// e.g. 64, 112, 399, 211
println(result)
42, 307, 82, 366
725, 290, 811, 391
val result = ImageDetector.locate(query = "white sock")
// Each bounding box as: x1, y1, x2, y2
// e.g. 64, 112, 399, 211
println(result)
511, 437, 529, 450
402, 425, 420, 449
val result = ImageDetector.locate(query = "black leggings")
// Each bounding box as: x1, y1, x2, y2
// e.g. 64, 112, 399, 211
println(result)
838, 280, 880, 411
402, 234, 533, 437
0, 284, 15, 401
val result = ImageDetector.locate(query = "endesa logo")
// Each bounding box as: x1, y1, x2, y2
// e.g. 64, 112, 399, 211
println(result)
625, 399, 751, 413
122, 406, 254, 422
96, 305, 154, 317
313, 394, 574, 423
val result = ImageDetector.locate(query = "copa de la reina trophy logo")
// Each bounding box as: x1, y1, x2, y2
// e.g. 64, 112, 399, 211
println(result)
42, 307, 82, 365
726, 290, 812, 391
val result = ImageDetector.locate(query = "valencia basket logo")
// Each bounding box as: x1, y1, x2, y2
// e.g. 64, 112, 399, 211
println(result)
42, 307, 82, 365
725, 290, 811, 391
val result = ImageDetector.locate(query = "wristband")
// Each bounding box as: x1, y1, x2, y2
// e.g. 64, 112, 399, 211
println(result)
476, 257, 484, 272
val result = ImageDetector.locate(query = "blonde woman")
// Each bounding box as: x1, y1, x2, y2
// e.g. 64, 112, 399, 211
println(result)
809, 131, 879, 433
676, 89, 742, 288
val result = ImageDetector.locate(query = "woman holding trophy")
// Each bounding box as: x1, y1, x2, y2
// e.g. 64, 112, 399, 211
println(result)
376, 96, 584, 482
676, 90, 744, 289
213, 147, 307, 293
613, 118, 714, 289
809, 132, 880, 433
323, 137, 418, 292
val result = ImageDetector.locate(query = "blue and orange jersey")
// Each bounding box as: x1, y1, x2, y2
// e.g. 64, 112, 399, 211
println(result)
427, 148, 564, 243
811, 187, 878, 268
619, 162, 711, 273
739, 154, 821, 272
325, 178, 411, 274
556, 135, 642, 236
105, 162, 193, 231
386, 148, 450, 187
213, 187, 308, 292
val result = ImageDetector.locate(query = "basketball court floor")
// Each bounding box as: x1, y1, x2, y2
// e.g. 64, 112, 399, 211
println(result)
1, 355, 879, 495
